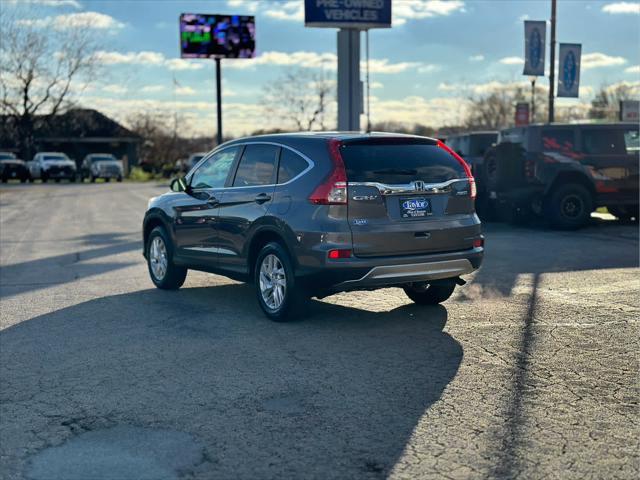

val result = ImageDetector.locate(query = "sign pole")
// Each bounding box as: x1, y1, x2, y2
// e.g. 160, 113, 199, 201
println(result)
531, 77, 536, 123
215, 58, 223, 145
337, 29, 360, 131
548, 0, 556, 123
365, 29, 371, 133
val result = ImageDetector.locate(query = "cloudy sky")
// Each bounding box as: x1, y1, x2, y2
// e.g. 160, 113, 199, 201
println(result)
5, 0, 640, 136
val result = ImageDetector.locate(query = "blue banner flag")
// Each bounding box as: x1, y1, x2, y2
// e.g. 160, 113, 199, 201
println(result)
523, 20, 546, 76
557, 43, 582, 98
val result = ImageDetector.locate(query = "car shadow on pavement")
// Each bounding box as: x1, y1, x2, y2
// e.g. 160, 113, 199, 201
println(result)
0, 239, 140, 299
1, 284, 461, 479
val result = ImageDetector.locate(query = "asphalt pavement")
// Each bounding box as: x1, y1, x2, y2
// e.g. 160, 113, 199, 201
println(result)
1, 182, 638, 480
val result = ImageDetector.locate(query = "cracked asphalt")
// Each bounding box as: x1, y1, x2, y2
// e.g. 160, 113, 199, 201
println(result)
0, 183, 638, 479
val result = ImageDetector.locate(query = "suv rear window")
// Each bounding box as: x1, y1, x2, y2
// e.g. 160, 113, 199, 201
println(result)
582, 129, 626, 155
340, 141, 465, 184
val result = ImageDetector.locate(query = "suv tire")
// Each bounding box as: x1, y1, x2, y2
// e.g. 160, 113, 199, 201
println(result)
147, 226, 187, 290
403, 282, 456, 305
255, 241, 304, 321
544, 183, 593, 230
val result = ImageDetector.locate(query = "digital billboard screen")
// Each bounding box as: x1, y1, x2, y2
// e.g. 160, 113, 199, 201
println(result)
180, 14, 256, 59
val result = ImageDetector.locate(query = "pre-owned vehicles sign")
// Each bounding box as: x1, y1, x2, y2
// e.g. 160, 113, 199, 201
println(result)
304, 0, 392, 29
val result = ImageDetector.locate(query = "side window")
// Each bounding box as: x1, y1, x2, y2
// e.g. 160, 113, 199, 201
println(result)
190, 147, 238, 189
624, 129, 640, 154
541, 129, 575, 152
277, 148, 308, 183
232, 144, 278, 187
582, 129, 626, 155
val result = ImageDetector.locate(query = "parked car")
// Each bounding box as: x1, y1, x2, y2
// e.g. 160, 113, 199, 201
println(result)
29, 152, 77, 182
482, 122, 639, 228
80, 153, 123, 182
0, 153, 30, 183
143, 133, 484, 320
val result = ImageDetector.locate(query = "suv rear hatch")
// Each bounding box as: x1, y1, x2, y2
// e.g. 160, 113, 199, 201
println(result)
341, 137, 479, 257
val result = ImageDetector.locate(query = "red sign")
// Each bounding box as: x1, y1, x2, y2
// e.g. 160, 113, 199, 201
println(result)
515, 102, 530, 126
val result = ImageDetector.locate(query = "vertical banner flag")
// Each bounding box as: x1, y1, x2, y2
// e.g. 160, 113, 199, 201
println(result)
523, 21, 546, 76
557, 43, 582, 97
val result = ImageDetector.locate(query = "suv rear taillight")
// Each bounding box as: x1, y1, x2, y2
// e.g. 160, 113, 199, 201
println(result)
309, 138, 347, 205
437, 140, 476, 199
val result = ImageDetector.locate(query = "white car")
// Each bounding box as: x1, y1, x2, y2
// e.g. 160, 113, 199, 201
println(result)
29, 152, 77, 182
80, 153, 123, 182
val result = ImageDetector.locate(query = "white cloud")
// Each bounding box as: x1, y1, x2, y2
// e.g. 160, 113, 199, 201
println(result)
604, 80, 640, 95
499, 56, 524, 65
175, 86, 197, 96
469, 55, 484, 62
5, 0, 81, 7
141, 85, 165, 93
394, 0, 466, 26
602, 2, 640, 14
582, 52, 627, 70
625, 65, 640, 74
224, 50, 425, 74
225, 51, 336, 70
370, 81, 384, 89
164, 59, 205, 71
264, 1, 304, 21
17, 12, 125, 30
93, 51, 204, 71
227, 0, 259, 13
370, 95, 468, 127
94, 51, 164, 66
102, 84, 127, 94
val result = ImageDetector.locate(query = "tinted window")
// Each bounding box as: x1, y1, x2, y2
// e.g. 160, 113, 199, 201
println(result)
582, 129, 626, 155
341, 142, 465, 184
277, 148, 308, 183
624, 129, 640, 154
43, 155, 68, 161
190, 147, 238, 189
541, 129, 575, 152
232, 144, 278, 187
90, 156, 116, 162
469, 134, 497, 156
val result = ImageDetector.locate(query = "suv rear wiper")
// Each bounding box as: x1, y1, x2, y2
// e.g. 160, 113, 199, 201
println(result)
372, 168, 418, 175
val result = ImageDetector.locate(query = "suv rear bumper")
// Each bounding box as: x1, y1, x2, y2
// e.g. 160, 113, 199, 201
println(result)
337, 258, 475, 288
298, 246, 483, 293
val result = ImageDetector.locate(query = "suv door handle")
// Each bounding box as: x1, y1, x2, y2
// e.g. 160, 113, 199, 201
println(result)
254, 193, 271, 204
206, 196, 218, 206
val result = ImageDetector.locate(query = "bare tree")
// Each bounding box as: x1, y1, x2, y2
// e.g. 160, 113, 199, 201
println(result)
0, 7, 102, 158
464, 86, 528, 130
261, 68, 335, 131
589, 83, 638, 121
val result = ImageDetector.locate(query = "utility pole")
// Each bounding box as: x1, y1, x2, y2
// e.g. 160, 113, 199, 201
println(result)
530, 77, 536, 124
215, 58, 222, 145
548, 0, 556, 123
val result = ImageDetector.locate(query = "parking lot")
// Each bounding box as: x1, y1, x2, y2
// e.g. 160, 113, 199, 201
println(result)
0, 182, 638, 479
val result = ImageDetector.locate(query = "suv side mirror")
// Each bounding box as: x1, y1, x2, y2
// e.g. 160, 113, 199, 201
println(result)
170, 176, 189, 193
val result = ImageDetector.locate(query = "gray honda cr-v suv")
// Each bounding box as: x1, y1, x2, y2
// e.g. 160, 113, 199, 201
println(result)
143, 133, 484, 320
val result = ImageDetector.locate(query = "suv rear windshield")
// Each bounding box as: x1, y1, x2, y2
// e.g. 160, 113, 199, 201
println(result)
340, 141, 465, 184
90, 156, 116, 162
43, 155, 68, 161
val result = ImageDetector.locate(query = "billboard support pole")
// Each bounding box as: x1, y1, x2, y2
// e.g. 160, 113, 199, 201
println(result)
548, 0, 556, 123
365, 29, 371, 133
215, 58, 223, 145
337, 29, 360, 131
